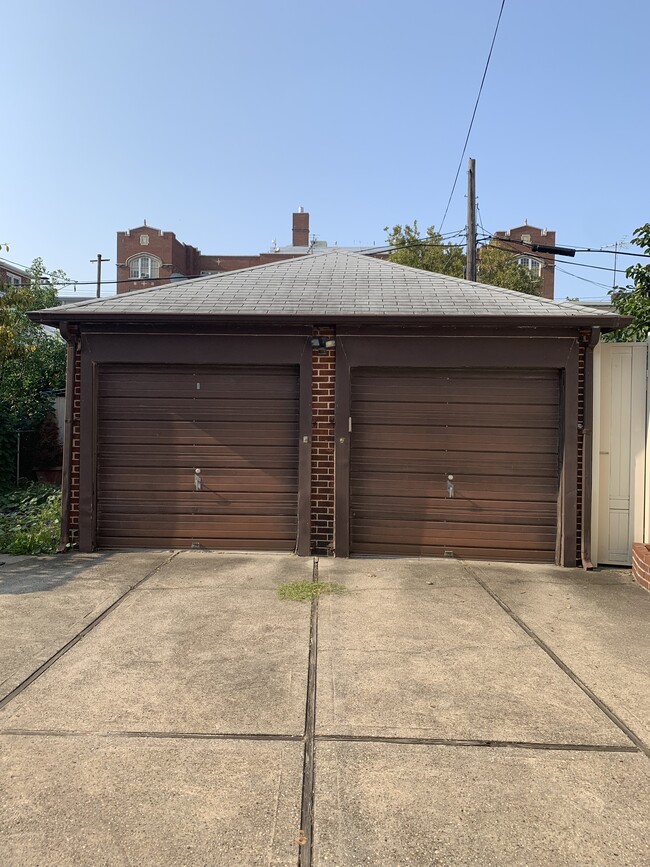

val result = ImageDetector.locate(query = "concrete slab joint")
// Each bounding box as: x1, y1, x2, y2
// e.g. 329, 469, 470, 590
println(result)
1, 552, 648, 865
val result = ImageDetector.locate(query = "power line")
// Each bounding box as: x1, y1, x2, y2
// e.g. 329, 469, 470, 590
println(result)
438, 0, 507, 233
489, 234, 650, 259
555, 266, 612, 291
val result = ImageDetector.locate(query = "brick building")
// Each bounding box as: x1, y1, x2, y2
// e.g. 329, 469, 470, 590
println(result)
491, 223, 557, 300
116, 209, 321, 295
0, 258, 29, 288
117, 212, 558, 299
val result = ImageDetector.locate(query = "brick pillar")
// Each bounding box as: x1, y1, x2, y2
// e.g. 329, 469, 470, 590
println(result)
69, 349, 81, 545
311, 326, 335, 554
632, 544, 650, 593
576, 336, 586, 567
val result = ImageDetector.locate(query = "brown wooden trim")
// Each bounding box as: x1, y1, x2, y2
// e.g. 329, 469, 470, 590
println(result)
337, 335, 577, 369
78, 334, 310, 553
580, 328, 601, 569
83, 333, 308, 365
33, 311, 633, 332
334, 335, 580, 564
559, 341, 579, 566
336, 326, 598, 339
334, 341, 352, 556
58, 337, 77, 551
297, 339, 312, 556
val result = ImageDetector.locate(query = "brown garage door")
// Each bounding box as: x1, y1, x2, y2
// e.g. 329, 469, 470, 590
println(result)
350, 368, 560, 562
96, 364, 299, 550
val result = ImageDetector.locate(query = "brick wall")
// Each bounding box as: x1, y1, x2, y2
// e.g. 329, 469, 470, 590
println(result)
69, 347, 81, 544
576, 337, 586, 567
311, 326, 336, 554
492, 225, 556, 299
632, 543, 650, 592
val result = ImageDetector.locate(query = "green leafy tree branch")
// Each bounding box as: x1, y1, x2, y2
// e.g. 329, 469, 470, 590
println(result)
384, 221, 542, 295
606, 224, 650, 342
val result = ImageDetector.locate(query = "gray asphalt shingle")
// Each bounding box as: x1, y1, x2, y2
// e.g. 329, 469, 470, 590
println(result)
35, 250, 622, 322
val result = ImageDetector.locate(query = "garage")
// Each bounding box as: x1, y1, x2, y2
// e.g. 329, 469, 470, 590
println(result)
96, 364, 300, 550
349, 367, 560, 561
31, 249, 627, 564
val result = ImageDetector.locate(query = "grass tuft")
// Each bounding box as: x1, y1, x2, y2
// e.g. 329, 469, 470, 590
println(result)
277, 580, 346, 602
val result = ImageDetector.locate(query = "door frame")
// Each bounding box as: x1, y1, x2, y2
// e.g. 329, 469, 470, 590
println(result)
334, 333, 579, 566
79, 331, 312, 554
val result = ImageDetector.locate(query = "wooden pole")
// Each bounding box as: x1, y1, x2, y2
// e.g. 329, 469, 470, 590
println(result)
466, 158, 477, 282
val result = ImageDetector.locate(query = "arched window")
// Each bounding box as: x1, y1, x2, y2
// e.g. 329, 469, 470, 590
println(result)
128, 254, 161, 280
515, 256, 542, 278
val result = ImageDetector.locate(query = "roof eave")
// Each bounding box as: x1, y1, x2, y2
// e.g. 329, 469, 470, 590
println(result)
28, 310, 634, 332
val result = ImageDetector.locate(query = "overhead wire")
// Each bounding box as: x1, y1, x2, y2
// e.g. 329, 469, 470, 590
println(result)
438, 0, 507, 233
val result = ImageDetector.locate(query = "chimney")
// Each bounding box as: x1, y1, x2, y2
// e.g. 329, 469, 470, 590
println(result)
292, 207, 309, 247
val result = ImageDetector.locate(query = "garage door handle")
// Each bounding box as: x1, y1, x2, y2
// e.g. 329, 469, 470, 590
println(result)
194, 468, 202, 492
447, 475, 454, 498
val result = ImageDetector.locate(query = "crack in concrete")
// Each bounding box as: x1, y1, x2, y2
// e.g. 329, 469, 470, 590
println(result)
316, 734, 639, 753
0, 728, 637, 755
0, 552, 180, 714
297, 556, 319, 867
459, 559, 650, 761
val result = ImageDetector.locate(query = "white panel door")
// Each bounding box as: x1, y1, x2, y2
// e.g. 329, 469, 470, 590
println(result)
596, 344, 647, 565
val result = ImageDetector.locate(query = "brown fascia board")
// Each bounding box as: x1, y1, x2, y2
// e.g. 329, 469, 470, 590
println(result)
27, 309, 634, 332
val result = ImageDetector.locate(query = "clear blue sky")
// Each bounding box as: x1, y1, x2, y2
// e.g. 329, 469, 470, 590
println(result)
3, 0, 648, 300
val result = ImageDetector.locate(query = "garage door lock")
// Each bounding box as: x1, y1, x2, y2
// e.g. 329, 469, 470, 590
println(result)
446, 474, 454, 498
194, 468, 202, 492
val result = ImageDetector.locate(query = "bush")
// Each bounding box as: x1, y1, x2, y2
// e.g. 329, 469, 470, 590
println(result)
0, 483, 61, 554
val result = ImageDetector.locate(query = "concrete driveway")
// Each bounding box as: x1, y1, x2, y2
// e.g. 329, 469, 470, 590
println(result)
0, 551, 648, 866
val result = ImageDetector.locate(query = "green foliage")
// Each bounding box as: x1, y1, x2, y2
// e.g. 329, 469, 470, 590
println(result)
385, 221, 465, 277
606, 224, 650, 342
277, 580, 346, 602
0, 483, 61, 554
476, 245, 541, 295
384, 221, 541, 295
0, 258, 67, 489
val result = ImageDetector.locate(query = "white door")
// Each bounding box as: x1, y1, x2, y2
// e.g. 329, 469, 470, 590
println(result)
595, 343, 647, 565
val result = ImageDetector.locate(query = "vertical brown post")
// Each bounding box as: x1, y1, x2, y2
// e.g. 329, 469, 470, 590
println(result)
466, 158, 477, 281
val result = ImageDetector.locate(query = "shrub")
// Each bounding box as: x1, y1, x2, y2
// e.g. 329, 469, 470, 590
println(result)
0, 483, 61, 554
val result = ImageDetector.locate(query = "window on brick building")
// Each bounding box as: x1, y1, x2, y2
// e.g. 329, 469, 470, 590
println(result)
515, 256, 542, 278
128, 255, 161, 280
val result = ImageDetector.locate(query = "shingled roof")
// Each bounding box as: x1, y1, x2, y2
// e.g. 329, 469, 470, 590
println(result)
30, 249, 629, 329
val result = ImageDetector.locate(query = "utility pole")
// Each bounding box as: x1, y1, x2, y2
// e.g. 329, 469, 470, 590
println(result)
466, 158, 477, 282
90, 253, 110, 298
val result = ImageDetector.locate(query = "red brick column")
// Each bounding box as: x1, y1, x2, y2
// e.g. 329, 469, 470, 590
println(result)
576, 337, 586, 567
632, 543, 650, 593
69, 349, 81, 545
311, 326, 336, 554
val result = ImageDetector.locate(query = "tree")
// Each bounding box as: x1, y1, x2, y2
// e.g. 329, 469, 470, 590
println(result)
384, 221, 542, 295
606, 224, 650, 342
384, 221, 465, 278
0, 259, 67, 488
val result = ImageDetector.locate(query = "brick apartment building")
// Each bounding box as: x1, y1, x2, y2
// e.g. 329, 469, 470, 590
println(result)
116, 211, 557, 298
491, 223, 556, 300
0, 259, 29, 287
116, 209, 318, 295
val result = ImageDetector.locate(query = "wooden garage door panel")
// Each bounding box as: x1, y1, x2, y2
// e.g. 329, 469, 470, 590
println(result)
351, 449, 558, 476
98, 421, 295, 446
350, 368, 560, 562
96, 364, 299, 550
100, 371, 297, 400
